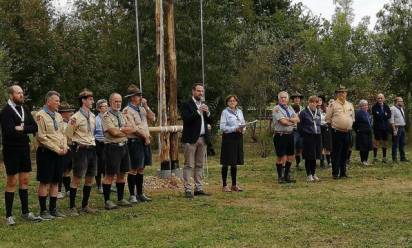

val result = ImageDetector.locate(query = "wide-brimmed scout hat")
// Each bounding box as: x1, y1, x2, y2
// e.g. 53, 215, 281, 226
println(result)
58, 101, 75, 113
78, 89, 94, 99
290, 91, 304, 100
335, 85, 349, 93
124, 84, 142, 98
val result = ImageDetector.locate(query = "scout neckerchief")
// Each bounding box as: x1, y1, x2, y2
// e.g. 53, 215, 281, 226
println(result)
8, 99, 24, 124
226, 107, 241, 121
128, 103, 143, 120
79, 107, 92, 132
279, 104, 291, 118
109, 108, 124, 127
43, 106, 58, 130
307, 106, 318, 133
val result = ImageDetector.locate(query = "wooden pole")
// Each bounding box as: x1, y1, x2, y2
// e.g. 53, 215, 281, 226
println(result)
156, 0, 171, 175
166, 0, 179, 174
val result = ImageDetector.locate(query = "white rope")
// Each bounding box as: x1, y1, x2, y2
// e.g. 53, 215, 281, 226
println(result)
134, 0, 143, 92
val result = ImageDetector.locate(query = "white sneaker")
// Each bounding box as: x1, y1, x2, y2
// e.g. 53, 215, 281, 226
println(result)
6, 216, 15, 226
307, 175, 314, 182
57, 192, 65, 199
313, 175, 320, 181
129, 195, 138, 204
362, 161, 369, 166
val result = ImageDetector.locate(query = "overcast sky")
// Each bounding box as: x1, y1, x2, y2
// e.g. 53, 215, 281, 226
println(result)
53, 0, 390, 29
292, 0, 390, 29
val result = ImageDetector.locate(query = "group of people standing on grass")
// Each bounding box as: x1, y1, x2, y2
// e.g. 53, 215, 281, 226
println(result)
0, 82, 409, 225
1, 84, 155, 225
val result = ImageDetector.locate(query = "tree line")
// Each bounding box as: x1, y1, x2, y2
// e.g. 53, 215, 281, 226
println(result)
0, 0, 411, 127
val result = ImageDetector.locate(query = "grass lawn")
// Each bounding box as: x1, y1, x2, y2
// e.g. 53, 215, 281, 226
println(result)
0, 141, 411, 248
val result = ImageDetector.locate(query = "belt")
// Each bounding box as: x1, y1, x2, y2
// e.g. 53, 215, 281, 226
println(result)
274, 132, 292, 136
74, 143, 95, 149
128, 138, 144, 142
333, 128, 350, 133
107, 142, 127, 147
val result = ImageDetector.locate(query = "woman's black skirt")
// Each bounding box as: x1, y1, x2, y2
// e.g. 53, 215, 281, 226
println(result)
220, 132, 244, 166
302, 133, 322, 160
321, 125, 332, 150
355, 130, 373, 152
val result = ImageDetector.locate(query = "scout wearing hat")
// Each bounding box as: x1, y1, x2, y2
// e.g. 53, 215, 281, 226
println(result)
57, 101, 75, 200
65, 89, 98, 215
123, 84, 156, 203
290, 91, 304, 170
325, 85, 355, 179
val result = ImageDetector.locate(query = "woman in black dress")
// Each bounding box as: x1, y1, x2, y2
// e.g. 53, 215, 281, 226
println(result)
353, 100, 373, 165
219, 95, 245, 192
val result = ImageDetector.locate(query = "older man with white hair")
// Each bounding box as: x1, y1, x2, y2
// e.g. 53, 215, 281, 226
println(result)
272, 91, 300, 184
353, 100, 373, 165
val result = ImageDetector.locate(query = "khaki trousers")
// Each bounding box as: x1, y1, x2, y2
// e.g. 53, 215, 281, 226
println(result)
183, 137, 206, 192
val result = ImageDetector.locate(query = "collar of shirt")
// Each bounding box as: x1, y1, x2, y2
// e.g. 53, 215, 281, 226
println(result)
128, 103, 141, 112
7, 99, 17, 107
192, 97, 202, 107
336, 98, 346, 105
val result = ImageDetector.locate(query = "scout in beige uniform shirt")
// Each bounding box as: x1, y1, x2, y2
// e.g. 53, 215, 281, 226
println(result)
122, 84, 155, 203
64, 90, 98, 215
35, 91, 68, 220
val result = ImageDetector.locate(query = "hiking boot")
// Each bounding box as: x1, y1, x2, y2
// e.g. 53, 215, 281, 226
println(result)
21, 212, 42, 222
278, 177, 286, 184
231, 185, 243, 192
104, 200, 118, 210
222, 186, 232, 192
80, 206, 97, 214
40, 211, 55, 220
50, 209, 66, 218
194, 190, 211, 196
67, 207, 79, 217
117, 199, 132, 207
137, 194, 152, 202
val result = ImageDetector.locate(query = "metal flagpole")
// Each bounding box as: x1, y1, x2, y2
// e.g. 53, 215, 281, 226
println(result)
134, 0, 143, 92
200, 0, 209, 179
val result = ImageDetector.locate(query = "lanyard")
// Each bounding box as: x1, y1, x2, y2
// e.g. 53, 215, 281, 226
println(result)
307, 107, 318, 133
43, 106, 58, 131
79, 107, 92, 132
396, 106, 405, 121
8, 99, 25, 123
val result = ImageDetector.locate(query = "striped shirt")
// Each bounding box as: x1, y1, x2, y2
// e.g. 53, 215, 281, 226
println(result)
94, 114, 105, 142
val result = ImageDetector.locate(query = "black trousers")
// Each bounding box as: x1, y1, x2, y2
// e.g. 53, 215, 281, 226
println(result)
331, 130, 350, 177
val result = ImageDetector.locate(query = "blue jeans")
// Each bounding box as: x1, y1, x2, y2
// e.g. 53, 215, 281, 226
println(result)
392, 126, 406, 160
